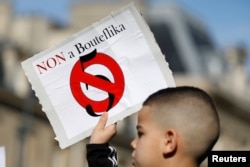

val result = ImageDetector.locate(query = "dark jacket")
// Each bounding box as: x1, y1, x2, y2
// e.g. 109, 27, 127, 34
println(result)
86, 143, 118, 167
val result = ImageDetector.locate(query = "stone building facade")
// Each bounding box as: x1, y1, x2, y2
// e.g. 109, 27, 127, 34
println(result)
0, 1, 249, 167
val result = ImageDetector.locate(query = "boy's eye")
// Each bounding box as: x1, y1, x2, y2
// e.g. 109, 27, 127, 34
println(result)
137, 131, 143, 137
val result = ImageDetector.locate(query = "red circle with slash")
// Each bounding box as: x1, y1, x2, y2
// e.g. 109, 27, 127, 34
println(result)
70, 51, 125, 114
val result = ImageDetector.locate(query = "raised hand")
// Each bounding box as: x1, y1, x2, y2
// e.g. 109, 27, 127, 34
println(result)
89, 112, 117, 144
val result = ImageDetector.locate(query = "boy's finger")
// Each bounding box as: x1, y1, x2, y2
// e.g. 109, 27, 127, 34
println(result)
96, 112, 108, 129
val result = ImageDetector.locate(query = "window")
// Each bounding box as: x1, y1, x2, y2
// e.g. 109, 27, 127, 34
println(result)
186, 21, 214, 51
149, 23, 186, 73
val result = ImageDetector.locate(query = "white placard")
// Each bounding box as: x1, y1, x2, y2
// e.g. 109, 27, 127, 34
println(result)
0, 146, 5, 167
21, 3, 175, 148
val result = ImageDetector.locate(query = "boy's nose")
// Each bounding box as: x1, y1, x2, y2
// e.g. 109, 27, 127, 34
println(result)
130, 137, 137, 149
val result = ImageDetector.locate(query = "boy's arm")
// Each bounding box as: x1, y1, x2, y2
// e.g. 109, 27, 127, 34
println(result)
86, 112, 118, 167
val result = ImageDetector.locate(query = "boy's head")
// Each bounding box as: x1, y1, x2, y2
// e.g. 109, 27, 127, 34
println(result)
131, 86, 220, 167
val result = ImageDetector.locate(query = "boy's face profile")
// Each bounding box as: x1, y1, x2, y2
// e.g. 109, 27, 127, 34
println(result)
130, 106, 167, 167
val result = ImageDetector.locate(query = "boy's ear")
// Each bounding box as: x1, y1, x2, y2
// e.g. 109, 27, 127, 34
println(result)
162, 129, 177, 155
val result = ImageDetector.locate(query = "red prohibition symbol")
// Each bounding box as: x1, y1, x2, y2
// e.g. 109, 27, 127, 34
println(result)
70, 49, 125, 116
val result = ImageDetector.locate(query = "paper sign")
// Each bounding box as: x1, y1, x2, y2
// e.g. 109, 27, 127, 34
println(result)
21, 3, 175, 148
0, 146, 5, 167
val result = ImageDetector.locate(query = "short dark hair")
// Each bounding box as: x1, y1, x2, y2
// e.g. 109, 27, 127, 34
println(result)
143, 86, 216, 112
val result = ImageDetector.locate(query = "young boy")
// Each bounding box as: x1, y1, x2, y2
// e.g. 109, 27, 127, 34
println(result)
86, 86, 220, 167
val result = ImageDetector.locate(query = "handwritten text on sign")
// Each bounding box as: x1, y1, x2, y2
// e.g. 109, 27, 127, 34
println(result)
35, 24, 126, 75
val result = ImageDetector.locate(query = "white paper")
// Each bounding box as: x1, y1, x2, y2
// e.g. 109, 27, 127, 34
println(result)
0, 147, 5, 167
21, 3, 175, 149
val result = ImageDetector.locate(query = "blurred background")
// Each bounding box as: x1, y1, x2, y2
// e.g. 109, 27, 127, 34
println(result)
0, 0, 249, 167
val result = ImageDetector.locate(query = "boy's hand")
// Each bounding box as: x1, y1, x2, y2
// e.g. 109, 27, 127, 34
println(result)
89, 112, 117, 144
